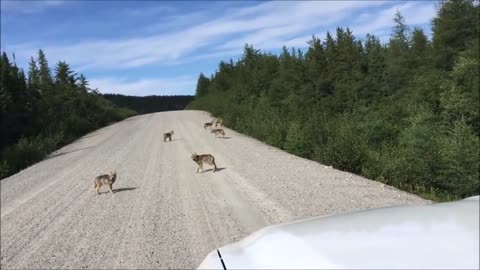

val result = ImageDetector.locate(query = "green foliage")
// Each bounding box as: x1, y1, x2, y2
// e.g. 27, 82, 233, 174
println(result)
0, 50, 137, 179
432, 0, 479, 70
189, 1, 479, 200
313, 114, 368, 174
1, 133, 63, 176
284, 119, 307, 157
437, 120, 479, 197
195, 73, 210, 98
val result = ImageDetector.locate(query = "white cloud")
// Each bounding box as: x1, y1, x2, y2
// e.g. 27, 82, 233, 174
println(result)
89, 75, 198, 96
351, 1, 436, 38
4, 1, 439, 96
1, 0, 64, 14
8, 1, 394, 71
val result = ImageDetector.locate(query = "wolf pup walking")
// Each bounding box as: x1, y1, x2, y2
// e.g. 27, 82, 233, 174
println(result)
203, 120, 214, 129
94, 171, 117, 194
210, 128, 225, 138
214, 118, 223, 128
163, 130, 174, 142
191, 152, 217, 173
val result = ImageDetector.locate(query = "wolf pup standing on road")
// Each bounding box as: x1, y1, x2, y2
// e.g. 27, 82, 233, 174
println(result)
203, 120, 214, 129
210, 128, 225, 138
163, 130, 174, 142
214, 118, 223, 128
94, 171, 117, 194
191, 152, 217, 173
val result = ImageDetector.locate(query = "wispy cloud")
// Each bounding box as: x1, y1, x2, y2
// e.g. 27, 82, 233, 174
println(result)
1, 0, 65, 14
7, 1, 396, 71
3, 1, 438, 96
352, 1, 436, 39
89, 75, 198, 96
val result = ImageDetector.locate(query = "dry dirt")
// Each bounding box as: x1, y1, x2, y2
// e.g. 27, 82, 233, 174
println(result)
1, 110, 429, 269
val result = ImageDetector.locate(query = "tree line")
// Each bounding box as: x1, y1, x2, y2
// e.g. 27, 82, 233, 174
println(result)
102, 94, 193, 114
188, 0, 479, 200
0, 50, 137, 179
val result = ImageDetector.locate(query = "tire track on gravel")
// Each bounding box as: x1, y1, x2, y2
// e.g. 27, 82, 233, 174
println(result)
1, 111, 429, 269
1, 116, 149, 268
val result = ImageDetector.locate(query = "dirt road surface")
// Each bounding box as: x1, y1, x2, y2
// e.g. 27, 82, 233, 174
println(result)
1, 110, 429, 269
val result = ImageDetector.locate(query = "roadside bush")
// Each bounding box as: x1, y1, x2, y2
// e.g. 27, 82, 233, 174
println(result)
283, 119, 307, 157
313, 114, 368, 174
437, 119, 480, 197
1, 132, 63, 177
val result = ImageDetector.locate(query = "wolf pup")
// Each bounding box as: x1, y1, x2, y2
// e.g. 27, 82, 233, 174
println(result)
163, 130, 174, 142
191, 152, 217, 173
214, 118, 223, 128
210, 128, 225, 138
94, 171, 117, 194
203, 120, 214, 129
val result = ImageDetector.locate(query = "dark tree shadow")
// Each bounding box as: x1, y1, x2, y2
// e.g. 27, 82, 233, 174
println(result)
79, 134, 97, 140
113, 187, 139, 193
45, 146, 92, 160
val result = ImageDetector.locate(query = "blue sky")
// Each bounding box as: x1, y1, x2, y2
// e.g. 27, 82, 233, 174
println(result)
1, 0, 437, 96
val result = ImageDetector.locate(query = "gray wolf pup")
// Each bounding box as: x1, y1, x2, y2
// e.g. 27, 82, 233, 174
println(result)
164, 130, 174, 142
94, 171, 117, 194
191, 153, 217, 173
210, 128, 225, 138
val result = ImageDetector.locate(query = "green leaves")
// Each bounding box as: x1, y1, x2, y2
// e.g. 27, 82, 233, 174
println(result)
0, 50, 137, 179
195, 73, 210, 98
283, 119, 307, 157
432, 0, 480, 70
188, 0, 479, 200
437, 120, 479, 196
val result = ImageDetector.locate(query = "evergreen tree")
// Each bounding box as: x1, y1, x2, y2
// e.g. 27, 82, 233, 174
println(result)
195, 73, 210, 98
54, 61, 76, 89
432, 0, 479, 70
37, 49, 53, 92
0, 50, 137, 179
78, 74, 89, 92
385, 11, 412, 94
27, 57, 40, 94
410, 27, 431, 70
363, 34, 387, 100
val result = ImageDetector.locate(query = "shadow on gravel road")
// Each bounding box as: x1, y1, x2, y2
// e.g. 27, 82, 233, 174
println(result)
113, 187, 139, 193
203, 167, 226, 173
166, 138, 183, 142
45, 146, 93, 160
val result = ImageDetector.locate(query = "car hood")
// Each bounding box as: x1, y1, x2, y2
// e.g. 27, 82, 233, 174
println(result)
198, 196, 479, 269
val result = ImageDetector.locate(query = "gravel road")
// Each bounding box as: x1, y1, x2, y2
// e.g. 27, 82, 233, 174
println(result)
1, 110, 429, 269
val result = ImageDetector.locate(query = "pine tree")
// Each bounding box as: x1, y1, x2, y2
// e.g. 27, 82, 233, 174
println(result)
54, 61, 75, 88
363, 34, 387, 101
195, 73, 210, 98
385, 11, 412, 94
37, 49, 53, 92
283, 119, 307, 157
410, 27, 431, 70
78, 74, 89, 92
27, 57, 41, 94
330, 27, 364, 110
305, 35, 329, 101
432, 0, 479, 71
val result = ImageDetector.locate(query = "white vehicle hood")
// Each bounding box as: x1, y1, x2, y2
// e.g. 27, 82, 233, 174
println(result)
198, 196, 479, 269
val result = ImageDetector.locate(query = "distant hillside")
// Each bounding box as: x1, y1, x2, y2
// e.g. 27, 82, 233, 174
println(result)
103, 94, 194, 114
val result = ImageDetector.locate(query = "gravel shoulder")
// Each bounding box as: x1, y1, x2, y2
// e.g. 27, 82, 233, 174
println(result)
1, 110, 429, 269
